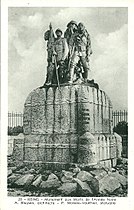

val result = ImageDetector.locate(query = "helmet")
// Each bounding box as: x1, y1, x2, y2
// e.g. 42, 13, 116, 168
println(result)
44, 30, 50, 41
78, 22, 85, 28
67, 20, 77, 27
55, 28, 63, 34
78, 22, 85, 32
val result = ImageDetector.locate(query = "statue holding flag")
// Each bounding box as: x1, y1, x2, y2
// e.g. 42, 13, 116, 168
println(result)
44, 24, 68, 85
44, 23, 55, 85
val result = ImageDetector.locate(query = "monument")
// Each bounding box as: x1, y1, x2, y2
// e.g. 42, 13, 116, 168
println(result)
20, 21, 122, 169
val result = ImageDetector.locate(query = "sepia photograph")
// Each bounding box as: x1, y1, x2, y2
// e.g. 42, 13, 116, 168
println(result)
7, 7, 128, 199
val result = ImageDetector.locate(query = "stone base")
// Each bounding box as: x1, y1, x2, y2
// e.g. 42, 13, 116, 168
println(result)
12, 132, 122, 170
16, 84, 122, 170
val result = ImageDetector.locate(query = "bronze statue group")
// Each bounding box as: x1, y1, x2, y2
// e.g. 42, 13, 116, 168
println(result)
44, 20, 94, 86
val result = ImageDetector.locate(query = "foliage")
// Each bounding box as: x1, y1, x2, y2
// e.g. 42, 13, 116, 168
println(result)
113, 121, 128, 135
8, 126, 23, 136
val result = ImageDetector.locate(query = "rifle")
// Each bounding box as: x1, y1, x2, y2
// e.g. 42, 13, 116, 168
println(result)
68, 43, 75, 72
53, 54, 60, 90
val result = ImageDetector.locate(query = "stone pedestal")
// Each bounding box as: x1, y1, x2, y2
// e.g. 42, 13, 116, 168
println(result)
22, 83, 120, 168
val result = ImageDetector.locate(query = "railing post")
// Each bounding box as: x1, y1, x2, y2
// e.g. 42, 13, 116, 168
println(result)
112, 110, 128, 128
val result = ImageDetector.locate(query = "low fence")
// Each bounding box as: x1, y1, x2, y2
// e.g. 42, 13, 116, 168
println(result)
8, 110, 128, 128
112, 110, 128, 127
8, 112, 23, 127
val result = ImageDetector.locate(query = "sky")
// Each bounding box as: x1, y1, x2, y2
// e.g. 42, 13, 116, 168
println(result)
8, 7, 128, 112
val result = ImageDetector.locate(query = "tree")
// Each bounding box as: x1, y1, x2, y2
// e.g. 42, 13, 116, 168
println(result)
8, 126, 23, 136
113, 121, 128, 135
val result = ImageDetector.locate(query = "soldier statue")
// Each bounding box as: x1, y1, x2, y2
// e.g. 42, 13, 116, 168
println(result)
52, 28, 69, 84
44, 23, 55, 85
44, 25, 68, 85
64, 20, 78, 56
68, 22, 92, 84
